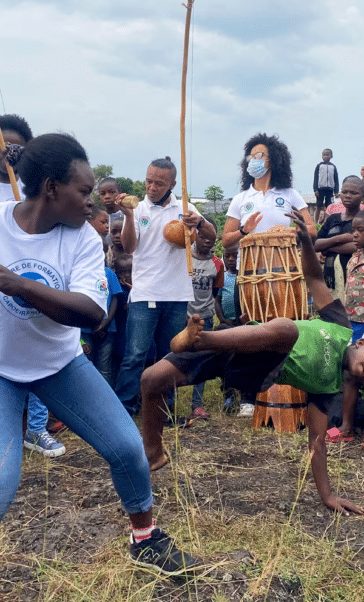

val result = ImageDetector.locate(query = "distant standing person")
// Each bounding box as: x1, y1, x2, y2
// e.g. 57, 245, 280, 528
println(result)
313, 148, 339, 223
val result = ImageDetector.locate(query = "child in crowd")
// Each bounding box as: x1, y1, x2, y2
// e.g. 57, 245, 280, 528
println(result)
326, 206, 364, 444
81, 237, 123, 387
313, 148, 339, 223
98, 178, 124, 232
109, 219, 128, 265
314, 176, 363, 302
88, 205, 109, 239
187, 220, 224, 420
114, 255, 133, 367
215, 242, 240, 413
141, 208, 364, 517
0, 113, 65, 457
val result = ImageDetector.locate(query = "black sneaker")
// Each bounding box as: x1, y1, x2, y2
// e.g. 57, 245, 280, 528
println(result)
130, 528, 199, 575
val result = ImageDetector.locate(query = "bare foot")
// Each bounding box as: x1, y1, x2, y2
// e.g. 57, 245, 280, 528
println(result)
148, 451, 170, 472
170, 314, 204, 353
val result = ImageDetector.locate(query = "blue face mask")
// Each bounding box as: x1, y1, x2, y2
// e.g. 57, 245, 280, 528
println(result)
247, 158, 269, 180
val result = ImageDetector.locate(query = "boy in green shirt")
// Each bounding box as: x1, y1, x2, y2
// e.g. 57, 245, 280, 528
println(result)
141, 210, 364, 515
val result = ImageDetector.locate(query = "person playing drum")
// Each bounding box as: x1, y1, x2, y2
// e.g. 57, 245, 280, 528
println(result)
222, 132, 317, 256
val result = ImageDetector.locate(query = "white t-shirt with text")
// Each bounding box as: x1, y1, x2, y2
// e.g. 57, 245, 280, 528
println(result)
0, 202, 108, 382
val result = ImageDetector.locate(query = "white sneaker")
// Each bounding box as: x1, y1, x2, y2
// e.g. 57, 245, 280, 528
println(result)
237, 403, 255, 418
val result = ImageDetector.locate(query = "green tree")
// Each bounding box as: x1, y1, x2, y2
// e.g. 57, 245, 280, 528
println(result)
133, 180, 146, 201
93, 164, 113, 185
115, 177, 134, 195
204, 185, 224, 215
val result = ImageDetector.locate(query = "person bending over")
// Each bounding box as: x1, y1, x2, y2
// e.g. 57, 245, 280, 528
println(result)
141, 210, 364, 516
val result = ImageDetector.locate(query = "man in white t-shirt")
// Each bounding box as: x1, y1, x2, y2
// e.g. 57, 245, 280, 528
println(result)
114, 157, 216, 417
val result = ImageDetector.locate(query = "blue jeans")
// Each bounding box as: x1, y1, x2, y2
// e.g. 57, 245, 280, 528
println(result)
81, 331, 115, 387
0, 354, 152, 521
191, 318, 214, 409
27, 393, 49, 433
115, 301, 188, 415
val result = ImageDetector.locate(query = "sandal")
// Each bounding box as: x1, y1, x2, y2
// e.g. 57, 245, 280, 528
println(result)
325, 427, 355, 443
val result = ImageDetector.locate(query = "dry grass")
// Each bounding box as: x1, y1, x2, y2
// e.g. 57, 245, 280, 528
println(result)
1, 380, 364, 601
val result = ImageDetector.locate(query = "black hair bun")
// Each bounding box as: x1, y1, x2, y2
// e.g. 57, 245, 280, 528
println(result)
165, 156, 171, 161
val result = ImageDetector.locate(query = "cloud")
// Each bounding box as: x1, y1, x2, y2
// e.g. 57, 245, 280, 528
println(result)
1, 0, 364, 197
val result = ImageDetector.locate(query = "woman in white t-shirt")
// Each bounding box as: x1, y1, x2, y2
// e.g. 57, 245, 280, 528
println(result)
0, 134, 196, 574
222, 133, 316, 250
221, 133, 316, 417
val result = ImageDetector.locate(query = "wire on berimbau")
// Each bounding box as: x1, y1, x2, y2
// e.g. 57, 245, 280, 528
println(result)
188, 4, 195, 197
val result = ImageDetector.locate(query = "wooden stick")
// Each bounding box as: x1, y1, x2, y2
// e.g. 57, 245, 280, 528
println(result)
180, 0, 195, 276
0, 126, 22, 203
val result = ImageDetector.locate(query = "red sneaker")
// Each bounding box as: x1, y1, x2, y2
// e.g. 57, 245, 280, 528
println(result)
190, 407, 210, 421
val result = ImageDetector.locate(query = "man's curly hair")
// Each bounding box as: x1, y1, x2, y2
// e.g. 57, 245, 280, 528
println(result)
240, 133, 293, 191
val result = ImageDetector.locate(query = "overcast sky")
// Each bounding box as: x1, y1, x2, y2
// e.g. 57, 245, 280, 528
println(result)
1, 0, 363, 198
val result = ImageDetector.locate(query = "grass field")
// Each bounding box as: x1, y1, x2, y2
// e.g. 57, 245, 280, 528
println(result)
1, 380, 364, 601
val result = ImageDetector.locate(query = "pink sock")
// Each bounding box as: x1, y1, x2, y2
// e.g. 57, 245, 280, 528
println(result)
131, 521, 155, 543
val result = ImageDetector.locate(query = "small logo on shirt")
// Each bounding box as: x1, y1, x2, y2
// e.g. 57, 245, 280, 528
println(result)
95, 277, 109, 298
0, 259, 64, 320
178, 214, 183, 220
243, 202, 254, 212
139, 216, 150, 227
275, 197, 285, 207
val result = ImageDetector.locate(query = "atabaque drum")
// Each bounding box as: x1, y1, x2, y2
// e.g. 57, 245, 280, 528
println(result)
236, 226, 307, 433
236, 228, 308, 323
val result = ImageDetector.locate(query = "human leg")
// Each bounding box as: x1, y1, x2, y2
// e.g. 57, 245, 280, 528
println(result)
154, 301, 188, 411
190, 317, 213, 417
115, 302, 159, 415
26, 392, 49, 433
32, 356, 199, 571
141, 359, 190, 471
93, 331, 115, 387
171, 314, 298, 355
0, 378, 28, 520
32, 354, 153, 514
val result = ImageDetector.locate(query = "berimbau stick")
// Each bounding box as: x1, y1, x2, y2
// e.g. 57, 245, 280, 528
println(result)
0, 126, 22, 203
180, 0, 195, 276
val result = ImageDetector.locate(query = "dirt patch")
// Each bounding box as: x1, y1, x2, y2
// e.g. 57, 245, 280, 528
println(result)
1, 418, 363, 601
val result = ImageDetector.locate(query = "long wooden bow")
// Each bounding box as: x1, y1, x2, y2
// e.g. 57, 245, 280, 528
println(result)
0, 126, 21, 202
180, 0, 195, 276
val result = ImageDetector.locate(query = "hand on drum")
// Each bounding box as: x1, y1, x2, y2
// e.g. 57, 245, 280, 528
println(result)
243, 211, 263, 234
285, 207, 309, 241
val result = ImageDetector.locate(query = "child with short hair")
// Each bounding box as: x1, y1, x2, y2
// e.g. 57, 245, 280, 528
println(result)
98, 178, 124, 228
313, 148, 339, 223
215, 243, 239, 413
89, 206, 109, 238
187, 220, 224, 420
109, 219, 128, 266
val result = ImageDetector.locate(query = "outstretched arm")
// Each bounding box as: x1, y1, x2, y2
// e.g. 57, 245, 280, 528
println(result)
287, 208, 334, 310
308, 402, 363, 515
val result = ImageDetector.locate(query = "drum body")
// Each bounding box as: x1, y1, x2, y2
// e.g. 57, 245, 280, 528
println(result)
237, 228, 307, 432
237, 230, 308, 322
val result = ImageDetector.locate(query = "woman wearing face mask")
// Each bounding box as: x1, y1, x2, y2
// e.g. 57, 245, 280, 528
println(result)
222, 133, 316, 251
222, 133, 316, 418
